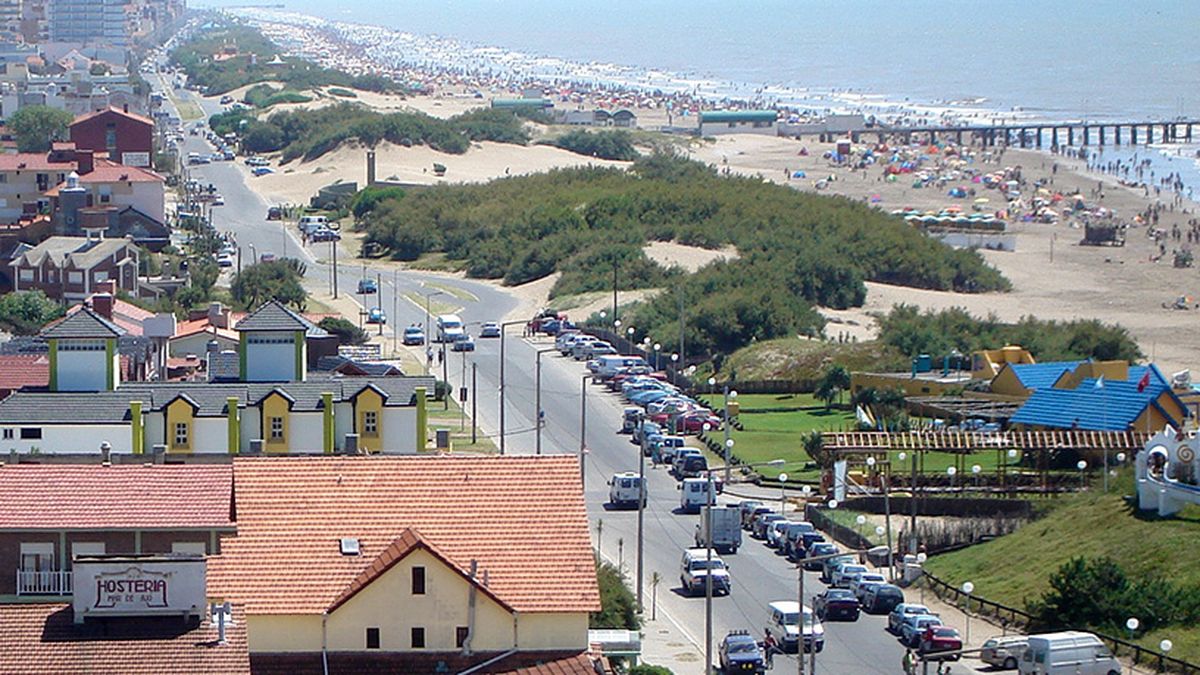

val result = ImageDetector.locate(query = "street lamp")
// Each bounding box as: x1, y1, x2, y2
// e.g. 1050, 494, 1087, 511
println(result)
972, 463, 982, 491
961, 581, 975, 646
855, 514, 866, 540
653, 342, 661, 370
421, 290, 444, 361
723, 388, 738, 484
779, 472, 789, 512
497, 318, 532, 454
947, 465, 957, 492
1077, 459, 1088, 490
579, 374, 590, 484
1126, 616, 1139, 643
534, 347, 557, 455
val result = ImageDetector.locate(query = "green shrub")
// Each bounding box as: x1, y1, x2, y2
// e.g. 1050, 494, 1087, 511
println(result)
591, 562, 640, 631
545, 129, 639, 161
327, 87, 357, 98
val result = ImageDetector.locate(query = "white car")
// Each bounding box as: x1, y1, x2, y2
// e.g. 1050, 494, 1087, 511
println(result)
831, 563, 868, 589
849, 572, 887, 597
212, 194, 224, 206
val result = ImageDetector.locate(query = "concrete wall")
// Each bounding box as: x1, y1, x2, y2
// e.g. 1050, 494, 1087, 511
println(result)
333, 401, 353, 451
192, 417, 228, 454
170, 331, 236, 358
381, 408, 417, 454
288, 412, 323, 453
245, 333, 296, 382
0, 423, 129, 453
700, 121, 777, 136
56, 340, 107, 391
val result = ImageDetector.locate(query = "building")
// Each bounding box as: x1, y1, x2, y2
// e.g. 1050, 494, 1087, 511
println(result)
9, 232, 140, 302
555, 108, 637, 128
0, 463, 234, 597
988, 360, 1084, 398
69, 106, 154, 168
0, 354, 48, 398
48, 0, 127, 46
1010, 363, 1189, 432
491, 97, 552, 110
970, 345, 1036, 380
698, 110, 778, 136
207, 455, 599, 674
50, 159, 166, 226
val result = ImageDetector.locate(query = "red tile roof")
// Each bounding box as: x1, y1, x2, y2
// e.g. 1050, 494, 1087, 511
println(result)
0, 354, 49, 390
71, 105, 155, 128
68, 296, 156, 336
0, 602, 250, 675
0, 152, 74, 171
0, 464, 234, 530
249, 650, 596, 675
209, 456, 599, 615
173, 317, 239, 342
79, 158, 164, 184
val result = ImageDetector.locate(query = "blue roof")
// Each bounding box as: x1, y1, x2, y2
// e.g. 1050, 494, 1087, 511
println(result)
1010, 364, 1185, 431
1006, 361, 1083, 390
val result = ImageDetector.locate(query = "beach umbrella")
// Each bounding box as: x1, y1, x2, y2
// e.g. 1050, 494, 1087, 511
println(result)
870, 194, 882, 203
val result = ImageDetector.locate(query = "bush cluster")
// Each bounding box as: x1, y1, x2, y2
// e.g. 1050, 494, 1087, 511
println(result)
242, 84, 312, 108
876, 304, 1142, 362
544, 129, 639, 161
358, 153, 1009, 356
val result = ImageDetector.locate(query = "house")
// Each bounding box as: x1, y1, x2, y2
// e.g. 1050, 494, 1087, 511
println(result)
9, 231, 139, 302
988, 360, 1084, 398
49, 158, 166, 226
698, 110, 778, 136
1010, 364, 1189, 432
0, 149, 77, 221
207, 455, 599, 674
0, 463, 234, 597
554, 108, 638, 128
315, 354, 403, 377
68, 105, 153, 168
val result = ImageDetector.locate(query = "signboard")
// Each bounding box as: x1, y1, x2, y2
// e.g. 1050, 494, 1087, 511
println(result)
122, 151, 151, 168
72, 556, 206, 623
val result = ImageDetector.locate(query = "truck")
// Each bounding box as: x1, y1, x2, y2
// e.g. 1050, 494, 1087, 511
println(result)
607, 472, 645, 509
1018, 631, 1120, 675
695, 504, 742, 553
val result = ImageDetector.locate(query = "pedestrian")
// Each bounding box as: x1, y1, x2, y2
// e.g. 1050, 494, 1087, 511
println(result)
437, 349, 444, 365
763, 631, 777, 668
902, 648, 916, 675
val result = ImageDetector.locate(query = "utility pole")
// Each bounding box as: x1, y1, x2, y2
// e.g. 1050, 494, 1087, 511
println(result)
705, 469, 715, 675
471, 362, 477, 444
331, 238, 338, 298
376, 272, 384, 336
637, 412, 646, 612
391, 268, 398, 355
580, 375, 588, 484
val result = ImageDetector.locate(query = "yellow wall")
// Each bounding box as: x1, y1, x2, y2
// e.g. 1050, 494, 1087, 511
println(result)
850, 372, 962, 398
165, 398, 194, 452
516, 613, 589, 650
355, 388, 384, 444
989, 366, 1032, 398
261, 392, 291, 454
971, 346, 1035, 380
246, 615, 323, 653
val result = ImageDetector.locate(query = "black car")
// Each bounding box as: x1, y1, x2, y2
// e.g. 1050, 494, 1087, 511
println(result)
862, 583, 906, 614
718, 630, 766, 674
814, 588, 860, 621
801, 542, 839, 570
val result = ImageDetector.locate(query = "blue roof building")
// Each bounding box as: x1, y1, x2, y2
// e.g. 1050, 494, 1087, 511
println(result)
1010, 364, 1188, 432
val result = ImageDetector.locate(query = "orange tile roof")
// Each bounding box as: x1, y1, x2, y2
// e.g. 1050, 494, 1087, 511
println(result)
249, 650, 596, 675
173, 318, 239, 342
71, 105, 155, 128
209, 456, 599, 615
0, 354, 49, 390
0, 602, 250, 675
0, 464, 234, 530
0, 152, 73, 171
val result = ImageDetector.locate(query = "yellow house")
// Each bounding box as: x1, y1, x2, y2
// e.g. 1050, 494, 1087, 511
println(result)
207, 456, 600, 673
971, 345, 1036, 381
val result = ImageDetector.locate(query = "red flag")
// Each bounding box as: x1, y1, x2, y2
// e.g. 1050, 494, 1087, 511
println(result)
1137, 370, 1151, 392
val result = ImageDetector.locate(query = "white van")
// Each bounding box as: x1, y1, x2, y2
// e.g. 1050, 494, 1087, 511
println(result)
607, 472, 645, 508
297, 215, 328, 234
765, 600, 824, 654
1019, 631, 1120, 675
596, 355, 648, 380
436, 314, 465, 343
680, 548, 730, 596
679, 477, 717, 513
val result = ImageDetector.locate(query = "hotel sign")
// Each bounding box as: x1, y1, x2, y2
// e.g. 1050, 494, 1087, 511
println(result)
72, 556, 206, 623
122, 151, 151, 168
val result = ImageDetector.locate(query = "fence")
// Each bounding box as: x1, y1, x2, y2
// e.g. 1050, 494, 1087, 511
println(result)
839, 496, 1034, 518
804, 504, 874, 551
921, 570, 1198, 674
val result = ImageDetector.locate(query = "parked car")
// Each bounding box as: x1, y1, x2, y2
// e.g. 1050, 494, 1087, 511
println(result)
680, 548, 730, 596
919, 626, 963, 661
212, 194, 224, 205
900, 615, 944, 648
366, 307, 386, 325
679, 411, 724, 433
1019, 631, 1118, 675
357, 278, 378, 294
216, 254, 233, 268
888, 603, 933, 634
820, 555, 856, 584
251, 166, 273, 176
479, 321, 501, 338
849, 572, 887, 601
259, 253, 276, 263
719, 630, 766, 674
765, 601, 823, 654
607, 472, 645, 509
980, 635, 1028, 670
452, 334, 476, 352
780, 522, 816, 558
861, 583, 905, 614
310, 227, 340, 242
831, 563, 868, 589
813, 588, 860, 621
402, 326, 425, 346
801, 542, 839, 569
752, 513, 787, 540
266, 206, 282, 220
743, 505, 773, 530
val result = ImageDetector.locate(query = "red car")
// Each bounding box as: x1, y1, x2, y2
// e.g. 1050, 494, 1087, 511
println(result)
679, 412, 723, 433
607, 369, 667, 390
918, 626, 962, 661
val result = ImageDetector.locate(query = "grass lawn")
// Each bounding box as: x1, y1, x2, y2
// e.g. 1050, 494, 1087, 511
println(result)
699, 393, 855, 481
422, 280, 478, 303
401, 291, 461, 317
427, 398, 496, 453
168, 91, 204, 121
924, 472, 1200, 662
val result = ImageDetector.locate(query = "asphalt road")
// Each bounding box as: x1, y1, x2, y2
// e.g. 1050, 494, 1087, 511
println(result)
153, 68, 978, 675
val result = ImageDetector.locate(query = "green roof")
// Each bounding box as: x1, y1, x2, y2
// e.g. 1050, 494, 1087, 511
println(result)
700, 110, 778, 123
491, 98, 551, 108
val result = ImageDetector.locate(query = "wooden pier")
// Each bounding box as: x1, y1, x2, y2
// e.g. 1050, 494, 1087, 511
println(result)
803, 120, 1199, 148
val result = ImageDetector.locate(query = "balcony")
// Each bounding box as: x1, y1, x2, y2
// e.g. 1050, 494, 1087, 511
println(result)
15, 569, 72, 595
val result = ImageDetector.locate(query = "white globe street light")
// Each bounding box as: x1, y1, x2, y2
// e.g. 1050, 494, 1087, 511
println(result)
828, 499, 838, 509
971, 464, 982, 474
1117, 452, 1127, 463
1161, 639, 1173, 653
962, 581, 976, 644
875, 525, 886, 536
856, 515, 867, 525
947, 466, 957, 476
898, 452, 907, 462
1077, 460, 1088, 470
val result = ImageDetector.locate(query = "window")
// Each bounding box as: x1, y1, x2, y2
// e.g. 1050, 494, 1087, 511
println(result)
105, 127, 116, 152
171, 542, 206, 555
363, 410, 378, 436
366, 627, 380, 649
2, 429, 11, 439
68, 271, 83, 285
456, 626, 469, 648
410, 627, 425, 649
20, 543, 53, 572
174, 421, 188, 447
18, 268, 33, 282
94, 270, 109, 283
412, 566, 425, 595
19, 428, 41, 440
269, 416, 284, 440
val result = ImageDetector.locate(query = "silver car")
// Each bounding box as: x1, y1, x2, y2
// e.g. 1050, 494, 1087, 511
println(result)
980, 635, 1028, 670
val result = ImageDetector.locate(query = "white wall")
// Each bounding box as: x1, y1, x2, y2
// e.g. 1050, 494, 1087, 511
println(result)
126, 181, 164, 223
333, 401, 353, 450
244, 334, 295, 382
381, 408, 417, 454
289, 412, 323, 453
0, 424, 130, 453
56, 342, 107, 391
145, 412, 164, 450
192, 417, 228, 454
240, 409, 261, 452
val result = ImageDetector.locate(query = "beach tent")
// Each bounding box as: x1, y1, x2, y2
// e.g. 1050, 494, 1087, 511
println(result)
792, 171, 806, 178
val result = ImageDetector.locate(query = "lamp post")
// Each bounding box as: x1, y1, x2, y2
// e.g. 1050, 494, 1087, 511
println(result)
723, 387, 738, 485
637, 410, 647, 613
947, 465, 957, 492
534, 347, 557, 455
779, 472, 789, 513
797, 546, 870, 675
972, 463, 982, 491
497, 319, 531, 455
961, 581, 975, 646
653, 342, 661, 371
855, 514, 866, 541
1077, 459, 1088, 490
579, 374, 590, 484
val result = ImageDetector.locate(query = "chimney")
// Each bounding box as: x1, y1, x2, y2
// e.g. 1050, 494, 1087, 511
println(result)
207, 302, 226, 328
99, 440, 111, 465
122, 103, 128, 113
344, 433, 359, 454
218, 601, 230, 643
76, 148, 93, 175
98, 279, 116, 295
91, 292, 113, 319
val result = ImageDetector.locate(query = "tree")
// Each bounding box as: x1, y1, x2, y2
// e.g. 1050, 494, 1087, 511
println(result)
9, 106, 74, 152
230, 259, 307, 310
816, 364, 851, 410
590, 561, 640, 631
319, 317, 368, 346
241, 121, 284, 153
0, 290, 64, 334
